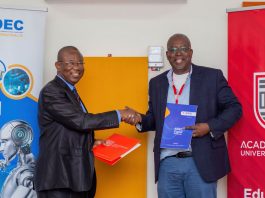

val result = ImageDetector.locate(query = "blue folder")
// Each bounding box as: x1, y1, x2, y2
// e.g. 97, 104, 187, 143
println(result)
160, 103, 198, 149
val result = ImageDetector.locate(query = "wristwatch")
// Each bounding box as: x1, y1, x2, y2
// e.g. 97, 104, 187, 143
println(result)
135, 123, 142, 131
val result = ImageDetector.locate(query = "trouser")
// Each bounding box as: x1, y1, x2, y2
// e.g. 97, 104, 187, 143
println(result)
157, 157, 217, 198
37, 189, 89, 198
37, 170, 97, 198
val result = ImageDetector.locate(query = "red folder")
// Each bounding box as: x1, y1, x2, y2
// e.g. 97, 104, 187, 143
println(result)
93, 133, 141, 165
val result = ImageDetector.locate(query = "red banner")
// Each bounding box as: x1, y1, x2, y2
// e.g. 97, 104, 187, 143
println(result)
228, 8, 265, 198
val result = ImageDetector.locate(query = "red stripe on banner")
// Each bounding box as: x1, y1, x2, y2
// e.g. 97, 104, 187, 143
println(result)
228, 8, 265, 198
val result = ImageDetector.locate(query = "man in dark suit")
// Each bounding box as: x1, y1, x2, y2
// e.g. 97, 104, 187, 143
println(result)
126, 34, 242, 198
34, 46, 135, 198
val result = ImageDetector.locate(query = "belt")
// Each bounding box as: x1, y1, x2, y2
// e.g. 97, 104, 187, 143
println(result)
164, 151, 192, 159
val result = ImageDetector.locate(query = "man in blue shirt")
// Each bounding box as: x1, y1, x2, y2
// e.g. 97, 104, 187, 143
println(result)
126, 34, 242, 198
35, 46, 135, 198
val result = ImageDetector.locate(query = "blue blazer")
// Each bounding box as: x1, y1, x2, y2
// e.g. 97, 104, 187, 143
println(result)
140, 64, 242, 183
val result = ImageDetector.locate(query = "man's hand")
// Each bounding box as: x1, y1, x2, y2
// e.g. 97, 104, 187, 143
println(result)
93, 139, 114, 148
119, 106, 142, 125
185, 123, 210, 138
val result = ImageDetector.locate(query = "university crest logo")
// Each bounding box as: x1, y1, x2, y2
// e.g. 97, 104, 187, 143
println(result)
254, 72, 265, 129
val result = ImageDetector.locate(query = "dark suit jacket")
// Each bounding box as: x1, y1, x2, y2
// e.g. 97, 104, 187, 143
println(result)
34, 76, 119, 192
140, 64, 242, 183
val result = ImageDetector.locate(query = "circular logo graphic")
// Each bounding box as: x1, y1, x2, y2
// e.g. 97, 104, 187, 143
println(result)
2, 67, 31, 98
11, 120, 33, 147
0, 60, 6, 81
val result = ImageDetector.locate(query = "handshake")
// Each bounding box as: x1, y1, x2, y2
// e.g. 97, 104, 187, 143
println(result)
119, 107, 142, 125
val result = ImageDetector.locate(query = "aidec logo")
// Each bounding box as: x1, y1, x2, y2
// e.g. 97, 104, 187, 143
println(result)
254, 72, 265, 129
0, 19, 24, 34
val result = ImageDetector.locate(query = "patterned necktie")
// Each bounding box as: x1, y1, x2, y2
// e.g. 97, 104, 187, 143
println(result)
72, 87, 80, 103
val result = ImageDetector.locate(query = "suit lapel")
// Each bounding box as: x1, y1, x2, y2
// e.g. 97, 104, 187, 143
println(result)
190, 65, 202, 105
159, 73, 169, 128
54, 76, 84, 109
79, 98, 88, 113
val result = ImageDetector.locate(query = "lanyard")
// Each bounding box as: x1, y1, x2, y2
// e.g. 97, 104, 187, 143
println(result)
172, 83, 185, 104
171, 70, 190, 104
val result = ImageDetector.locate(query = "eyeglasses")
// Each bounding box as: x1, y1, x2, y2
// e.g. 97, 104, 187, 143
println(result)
168, 47, 191, 54
58, 61, 84, 69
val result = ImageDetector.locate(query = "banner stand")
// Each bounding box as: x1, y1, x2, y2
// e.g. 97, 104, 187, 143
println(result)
227, 6, 265, 198
0, 5, 47, 198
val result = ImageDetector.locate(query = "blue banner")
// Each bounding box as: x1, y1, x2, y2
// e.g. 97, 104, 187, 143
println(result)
0, 6, 47, 198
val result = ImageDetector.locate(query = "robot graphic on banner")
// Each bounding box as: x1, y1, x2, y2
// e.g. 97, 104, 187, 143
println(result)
0, 120, 37, 198
0, 60, 6, 81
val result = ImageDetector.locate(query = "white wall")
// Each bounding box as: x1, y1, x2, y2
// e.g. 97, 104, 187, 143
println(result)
0, 0, 247, 197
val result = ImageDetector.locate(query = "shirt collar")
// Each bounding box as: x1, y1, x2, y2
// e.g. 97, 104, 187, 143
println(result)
57, 74, 75, 91
166, 65, 193, 86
